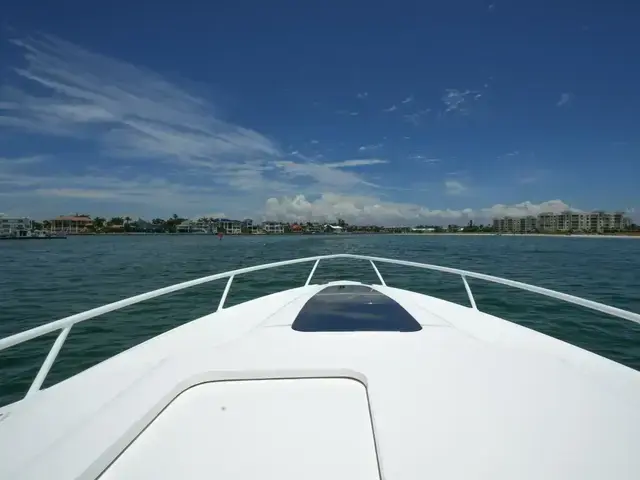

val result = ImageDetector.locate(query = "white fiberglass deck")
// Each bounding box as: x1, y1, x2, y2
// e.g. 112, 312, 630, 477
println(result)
101, 378, 380, 480
1, 254, 640, 480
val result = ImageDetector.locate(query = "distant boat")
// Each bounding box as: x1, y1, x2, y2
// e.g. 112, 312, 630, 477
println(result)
0, 230, 67, 240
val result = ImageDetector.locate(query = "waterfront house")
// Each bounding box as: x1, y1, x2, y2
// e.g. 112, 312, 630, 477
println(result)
177, 219, 209, 233
0, 214, 32, 237
50, 215, 93, 234
211, 218, 244, 234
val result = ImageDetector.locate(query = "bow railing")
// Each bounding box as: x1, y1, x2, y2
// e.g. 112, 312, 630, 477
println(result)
1, 253, 639, 403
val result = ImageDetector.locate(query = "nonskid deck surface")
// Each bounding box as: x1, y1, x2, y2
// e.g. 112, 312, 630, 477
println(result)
1, 280, 640, 480
2, 254, 640, 480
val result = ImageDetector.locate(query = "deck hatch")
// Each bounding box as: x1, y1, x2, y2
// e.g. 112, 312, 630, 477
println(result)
292, 285, 422, 332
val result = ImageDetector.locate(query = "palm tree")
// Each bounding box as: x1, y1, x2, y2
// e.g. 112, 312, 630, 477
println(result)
92, 217, 106, 232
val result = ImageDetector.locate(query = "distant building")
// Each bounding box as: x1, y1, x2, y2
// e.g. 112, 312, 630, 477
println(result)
212, 218, 242, 234
130, 219, 160, 232
493, 216, 537, 233
50, 215, 92, 233
177, 219, 209, 233
493, 211, 631, 233
262, 222, 284, 234
304, 223, 324, 233
0, 214, 32, 237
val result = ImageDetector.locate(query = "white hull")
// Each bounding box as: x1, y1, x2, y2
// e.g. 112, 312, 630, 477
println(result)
1, 254, 639, 479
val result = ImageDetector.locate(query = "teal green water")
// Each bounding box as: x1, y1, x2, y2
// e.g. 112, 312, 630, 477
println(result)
1, 234, 640, 407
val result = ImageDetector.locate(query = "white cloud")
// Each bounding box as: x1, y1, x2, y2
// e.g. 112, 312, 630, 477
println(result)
358, 143, 383, 152
383, 105, 397, 112
445, 180, 467, 195
403, 108, 429, 126
442, 89, 480, 114
310, 139, 319, 144
0, 155, 47, 167
409, 155, 440, 163
401, 95, 414, 104
323, 159, 387, 168
356, 92, 368, 99
264, 194, 578, 225
1, 35, 281, 183
557, 93, 573, 107
0, 33, 394, 214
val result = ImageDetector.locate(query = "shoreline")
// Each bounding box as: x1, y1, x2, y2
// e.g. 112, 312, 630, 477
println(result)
53, 232, 640, 239
392, 233, 640, 238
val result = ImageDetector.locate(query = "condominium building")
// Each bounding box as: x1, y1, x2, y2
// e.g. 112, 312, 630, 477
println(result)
493, 211, 631, 233
262, 222, 285, 234
0, 214, 32, 237
492, 216, 537, 234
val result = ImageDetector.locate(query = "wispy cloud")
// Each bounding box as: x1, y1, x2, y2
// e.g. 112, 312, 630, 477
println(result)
403, 108, 430, 126
356, 92, 368, 99
401, 95, 414, 104
557, 93, 573, 107
0, 155, 47, 167
323, 159, 388, 168
444, 179, 467, 195
358, 143, 383, 152
498, 150, 520, 159
518, 175, 538, 184
310, 139, 319, 144
441, 89, 480, 114
383, 104, 397, 112
409, 155, 440, 163
0, 33, 392, 215
1, 35, 280, 176
336, 110, 359, 116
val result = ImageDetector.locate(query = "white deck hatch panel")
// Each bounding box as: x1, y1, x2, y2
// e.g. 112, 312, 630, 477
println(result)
99, 377, 381, 480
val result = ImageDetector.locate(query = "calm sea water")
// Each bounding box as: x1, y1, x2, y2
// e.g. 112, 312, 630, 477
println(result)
1, 234, 640, 407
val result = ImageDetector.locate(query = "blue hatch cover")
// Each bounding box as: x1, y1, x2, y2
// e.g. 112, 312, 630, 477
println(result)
292, 285, 422, 332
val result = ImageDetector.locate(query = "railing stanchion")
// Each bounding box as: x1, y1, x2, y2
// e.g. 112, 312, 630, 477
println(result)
461, 275, 478, 310
217, 275, 235, 311
26, 325, 72, 398
305, 259, 320, 286
370, 260, 386, 286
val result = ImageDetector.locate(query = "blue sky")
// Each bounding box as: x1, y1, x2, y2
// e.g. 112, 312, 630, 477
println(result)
0, 0, 638, 224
